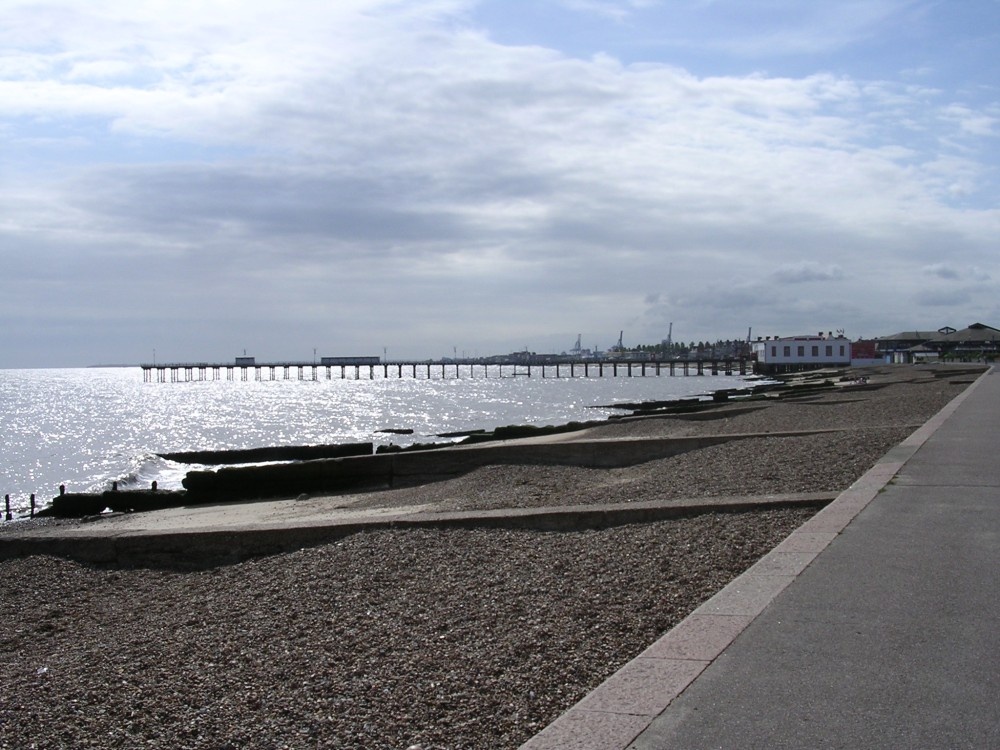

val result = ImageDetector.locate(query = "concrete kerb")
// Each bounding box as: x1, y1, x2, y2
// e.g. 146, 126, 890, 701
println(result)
518, 366, 994, 750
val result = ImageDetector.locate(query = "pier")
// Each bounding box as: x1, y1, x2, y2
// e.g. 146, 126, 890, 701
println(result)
141, 358, 753, 383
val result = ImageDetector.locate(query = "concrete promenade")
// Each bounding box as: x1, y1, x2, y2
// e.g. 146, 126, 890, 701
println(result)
523, 367, 999, 749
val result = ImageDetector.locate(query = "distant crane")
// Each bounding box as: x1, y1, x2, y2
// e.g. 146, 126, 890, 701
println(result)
611, 330, 624, 352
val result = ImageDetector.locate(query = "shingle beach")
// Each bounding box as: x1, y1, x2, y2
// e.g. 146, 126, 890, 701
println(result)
0, 365, 980, 749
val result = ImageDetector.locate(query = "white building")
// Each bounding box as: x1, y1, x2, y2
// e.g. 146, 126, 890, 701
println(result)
751, 332, 851, 373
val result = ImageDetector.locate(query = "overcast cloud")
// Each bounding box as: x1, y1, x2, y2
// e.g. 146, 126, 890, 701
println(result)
2, 0, 998, 366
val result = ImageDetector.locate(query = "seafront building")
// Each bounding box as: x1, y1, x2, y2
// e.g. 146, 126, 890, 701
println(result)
876, 323, 1000, 364
750, 332, 852, 374
749, 322, 1000, 372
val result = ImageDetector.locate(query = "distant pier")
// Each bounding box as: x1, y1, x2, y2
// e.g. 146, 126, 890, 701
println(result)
141, 358, 753, 383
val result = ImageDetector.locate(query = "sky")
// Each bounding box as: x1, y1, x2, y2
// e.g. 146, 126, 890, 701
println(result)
2, 0, 998, 367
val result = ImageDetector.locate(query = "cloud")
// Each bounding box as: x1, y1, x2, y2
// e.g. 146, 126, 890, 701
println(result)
557, 0, 660, 21
917, 288, 975, 307
923, 263, 961, 280
771, 263, 846, 284
922, 263, 993, 282
941, 104, 999, 138
1, 0, 999, 366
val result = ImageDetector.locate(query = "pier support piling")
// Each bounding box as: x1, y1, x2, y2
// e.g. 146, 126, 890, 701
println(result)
140, 358, 753, 383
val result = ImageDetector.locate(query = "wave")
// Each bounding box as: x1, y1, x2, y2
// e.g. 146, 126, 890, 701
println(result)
108, 453, 203, 492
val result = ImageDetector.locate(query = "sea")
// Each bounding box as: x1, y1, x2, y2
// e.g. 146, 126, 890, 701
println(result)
1, 366, 758, 516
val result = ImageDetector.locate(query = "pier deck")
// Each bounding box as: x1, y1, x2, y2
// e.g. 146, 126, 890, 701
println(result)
141, 358, 753, 383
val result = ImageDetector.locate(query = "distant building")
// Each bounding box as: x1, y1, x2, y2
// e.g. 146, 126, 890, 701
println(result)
875, 329, 947, 364
850, 339, 882, 367
875, 323, 1000, 363
927, 323, 1000, 360
751, 332, 851, 374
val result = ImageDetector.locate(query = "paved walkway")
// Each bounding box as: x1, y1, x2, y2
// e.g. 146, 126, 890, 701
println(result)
523, 367, 999, 749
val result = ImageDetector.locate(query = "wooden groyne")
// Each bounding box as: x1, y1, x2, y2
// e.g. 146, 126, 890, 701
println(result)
141, 358, 753, 383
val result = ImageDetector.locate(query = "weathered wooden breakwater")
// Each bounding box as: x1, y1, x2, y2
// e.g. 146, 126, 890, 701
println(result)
142, 358, 753, 383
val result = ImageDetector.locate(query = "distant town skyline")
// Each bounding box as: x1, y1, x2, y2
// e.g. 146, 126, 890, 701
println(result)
2, 1, 998, 368
121, 321, 998, 368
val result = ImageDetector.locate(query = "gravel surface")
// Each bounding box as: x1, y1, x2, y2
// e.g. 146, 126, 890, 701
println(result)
0, 512, 812, 750
0, 365, 980, 749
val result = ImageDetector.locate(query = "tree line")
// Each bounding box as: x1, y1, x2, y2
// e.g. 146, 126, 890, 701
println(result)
632, 339, 751, 358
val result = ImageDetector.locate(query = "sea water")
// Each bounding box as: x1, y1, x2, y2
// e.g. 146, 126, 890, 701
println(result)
0, 366, 756, 515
